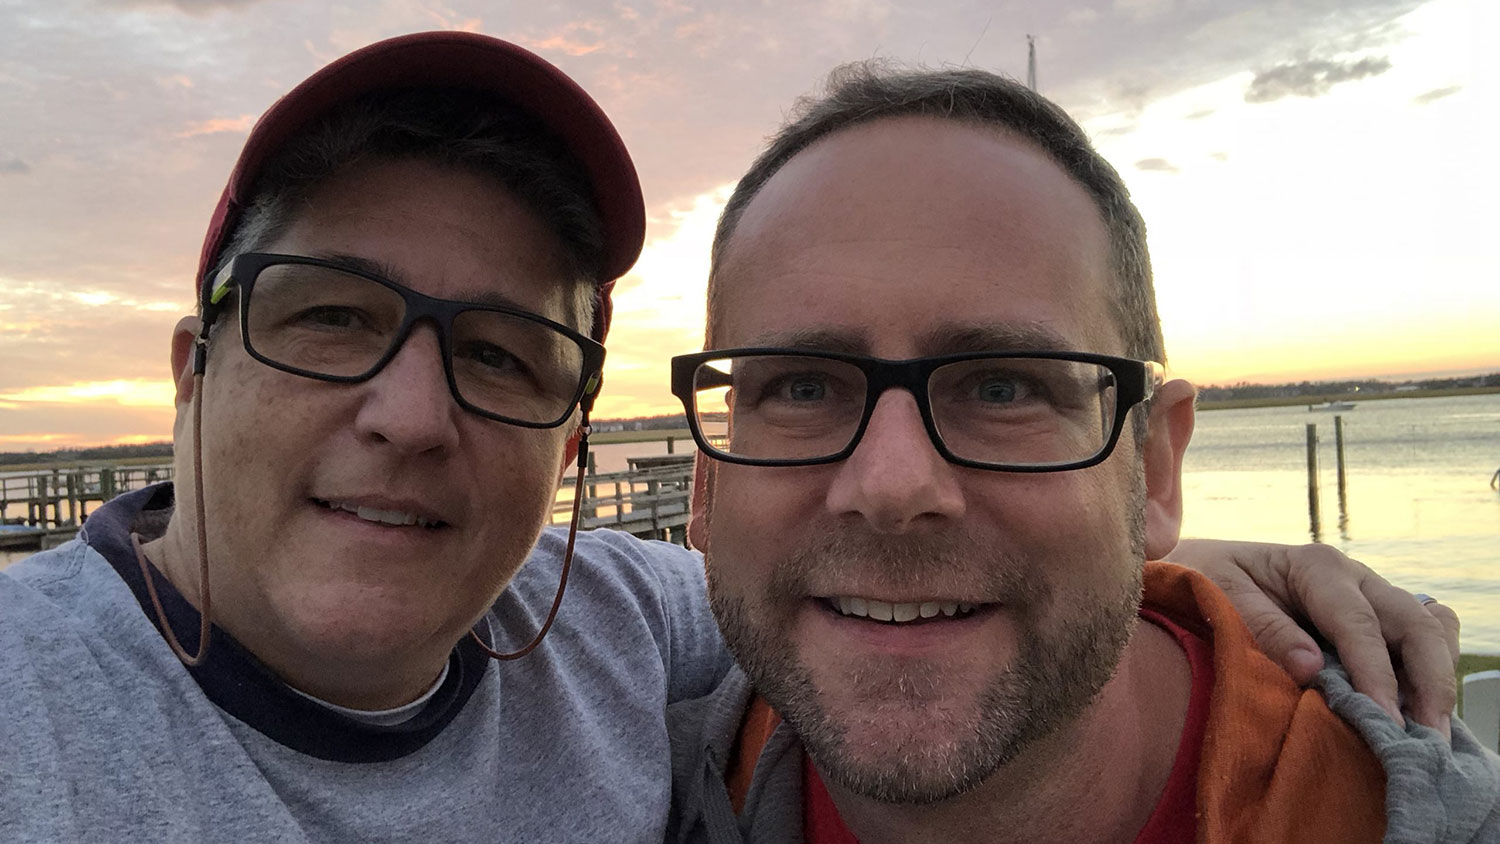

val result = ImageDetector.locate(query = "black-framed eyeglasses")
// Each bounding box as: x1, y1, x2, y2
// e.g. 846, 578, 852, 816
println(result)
203, 252, 605, 428
671, 348, 1164, 472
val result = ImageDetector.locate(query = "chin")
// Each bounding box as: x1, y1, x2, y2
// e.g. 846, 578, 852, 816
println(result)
283, 589, 459, 662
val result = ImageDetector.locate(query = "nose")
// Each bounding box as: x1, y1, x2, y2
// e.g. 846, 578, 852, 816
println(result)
352, 323, 462, 455
824, 388, 966, 533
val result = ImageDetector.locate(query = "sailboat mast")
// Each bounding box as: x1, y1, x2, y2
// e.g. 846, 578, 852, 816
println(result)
1026, 34, 1037, 91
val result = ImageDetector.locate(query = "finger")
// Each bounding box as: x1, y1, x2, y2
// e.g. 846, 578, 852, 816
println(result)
1282, 561, 1403, 723
1425, 601, 1461, 666
1365, 582, 1457, 740
1213, 565, 1325, 685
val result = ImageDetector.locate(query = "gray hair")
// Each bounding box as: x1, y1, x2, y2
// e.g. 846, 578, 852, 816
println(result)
212, 88, 602, 333
707, 61, 1164, 365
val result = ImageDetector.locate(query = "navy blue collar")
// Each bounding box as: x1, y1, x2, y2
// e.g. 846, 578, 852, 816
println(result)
86, 484, 491, 763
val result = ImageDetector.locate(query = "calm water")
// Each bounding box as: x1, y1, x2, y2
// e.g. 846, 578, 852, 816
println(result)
1181, 394, 1500, 653
7, 396, 1497, 650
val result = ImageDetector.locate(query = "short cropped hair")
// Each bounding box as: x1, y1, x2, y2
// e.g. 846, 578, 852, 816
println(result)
707, 61, 1164, 365
212, 88, 602, 333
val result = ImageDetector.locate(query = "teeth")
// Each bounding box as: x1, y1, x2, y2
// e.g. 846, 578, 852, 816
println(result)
325, 500, 439, 528
829, 597, 979, 623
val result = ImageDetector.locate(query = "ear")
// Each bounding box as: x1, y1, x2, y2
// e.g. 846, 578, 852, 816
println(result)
1142, 378, 1196, 560
170, 316, 203, 410
687, 455, 712, 552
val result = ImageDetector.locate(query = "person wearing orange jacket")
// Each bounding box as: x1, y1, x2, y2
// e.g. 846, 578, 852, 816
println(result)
667, 62, 1499, 843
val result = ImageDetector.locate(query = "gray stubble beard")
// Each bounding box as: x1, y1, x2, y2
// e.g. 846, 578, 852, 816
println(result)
704, 477, 1148, 806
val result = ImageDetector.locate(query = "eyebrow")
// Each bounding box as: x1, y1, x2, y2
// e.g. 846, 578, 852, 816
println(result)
920, 323, 1080, 355
738, 328, 868, 355
736, 322, 1079, 356
307, 251, 539, 311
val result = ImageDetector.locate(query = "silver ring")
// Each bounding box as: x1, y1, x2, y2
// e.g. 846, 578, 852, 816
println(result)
1414, 593, 1439, 606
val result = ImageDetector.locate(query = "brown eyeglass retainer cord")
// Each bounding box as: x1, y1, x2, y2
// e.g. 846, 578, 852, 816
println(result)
468, 429, 589, 660
133, 344, 214, 666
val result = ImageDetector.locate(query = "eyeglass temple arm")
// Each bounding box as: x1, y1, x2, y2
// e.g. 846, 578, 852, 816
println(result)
697, 367, 733, 390
1142, 361, 1166, 401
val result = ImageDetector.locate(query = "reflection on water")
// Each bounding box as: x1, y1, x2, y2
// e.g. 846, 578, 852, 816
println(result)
1183, 394, 1500, 653
7, 396, 1498, 651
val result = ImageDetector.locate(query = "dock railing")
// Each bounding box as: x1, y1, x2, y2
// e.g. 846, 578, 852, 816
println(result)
4, 453, 698, 553
551, 455, 695, 545
1, 464, 176, 528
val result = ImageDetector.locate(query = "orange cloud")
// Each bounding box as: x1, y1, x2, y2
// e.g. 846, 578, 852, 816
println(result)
176, 114, 256, 138
0, 380, 175, 409
517, 21, 607, 57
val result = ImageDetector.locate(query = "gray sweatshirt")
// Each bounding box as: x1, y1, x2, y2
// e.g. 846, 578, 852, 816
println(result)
0, 484, 732, 843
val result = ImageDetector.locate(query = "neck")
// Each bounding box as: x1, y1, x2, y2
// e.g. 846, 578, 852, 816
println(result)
827, 621, 1191, 844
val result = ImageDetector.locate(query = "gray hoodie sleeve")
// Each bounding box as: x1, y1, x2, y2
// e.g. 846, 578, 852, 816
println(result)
1318, 665, 1500, 844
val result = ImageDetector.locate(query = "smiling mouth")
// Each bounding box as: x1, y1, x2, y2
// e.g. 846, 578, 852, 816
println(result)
314, 498, 447, 529
821, 596, 986, 625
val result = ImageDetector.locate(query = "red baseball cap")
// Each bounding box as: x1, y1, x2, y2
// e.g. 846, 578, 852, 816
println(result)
197, 30, 644, 342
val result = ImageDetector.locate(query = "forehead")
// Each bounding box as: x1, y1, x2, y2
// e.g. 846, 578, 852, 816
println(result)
713, 116, 1120, 356
265, 157, 575, 317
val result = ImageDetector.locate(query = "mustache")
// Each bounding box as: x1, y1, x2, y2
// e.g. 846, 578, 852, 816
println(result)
761, 527, 1053, 609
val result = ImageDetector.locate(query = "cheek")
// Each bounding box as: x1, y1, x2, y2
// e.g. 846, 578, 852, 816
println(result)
705, 463, 823, 540
700, 466, 791, 607
474, 429, 569, 522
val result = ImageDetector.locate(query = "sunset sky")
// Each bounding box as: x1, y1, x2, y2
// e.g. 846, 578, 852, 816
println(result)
1, 0, 1495, 450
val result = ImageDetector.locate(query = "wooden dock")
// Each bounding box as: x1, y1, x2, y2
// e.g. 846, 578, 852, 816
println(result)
2, 454, 699, 554
1, 464, 176, 527
553, 453, 695, 545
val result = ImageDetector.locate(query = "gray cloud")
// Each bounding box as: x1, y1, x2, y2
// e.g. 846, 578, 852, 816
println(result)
0, 158, 30, 175
1135, 157, 1180, 173
1413, 85, 1461, 105
96, 0, 264, 12
1244, 55, 1392, 103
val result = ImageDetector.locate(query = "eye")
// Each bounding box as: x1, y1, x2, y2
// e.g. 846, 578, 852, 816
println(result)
780, 377, 827, 402
975, 378, 1019, 404
296, 306, 363, 330
458, 341, 526, 374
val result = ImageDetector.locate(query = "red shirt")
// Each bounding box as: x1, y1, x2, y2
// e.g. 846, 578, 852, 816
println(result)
801, 608, 1215, 844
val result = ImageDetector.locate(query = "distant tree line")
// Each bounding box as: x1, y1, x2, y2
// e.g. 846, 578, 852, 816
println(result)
1196, 372, 1500, 403
0, 442, 173, 467
9, 373, 1495, 459
590, 413, 689, 433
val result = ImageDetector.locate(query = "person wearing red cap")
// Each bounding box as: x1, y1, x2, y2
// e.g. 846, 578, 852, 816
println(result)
0, 31, 733, 842
0, 31, 1469, 843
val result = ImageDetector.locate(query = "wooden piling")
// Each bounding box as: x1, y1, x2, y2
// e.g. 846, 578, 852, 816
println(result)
1334, 415, 1348, 500
1305, 423, 1321, 540
583, 451, 598, 521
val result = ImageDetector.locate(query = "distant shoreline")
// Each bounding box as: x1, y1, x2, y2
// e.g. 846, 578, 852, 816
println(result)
1196, 385, 1500, 411
6, 389, 1499, 468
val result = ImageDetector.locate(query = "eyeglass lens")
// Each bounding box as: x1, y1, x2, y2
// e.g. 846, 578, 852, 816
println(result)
243, 262, 587, 424
689, 354, 1119, 467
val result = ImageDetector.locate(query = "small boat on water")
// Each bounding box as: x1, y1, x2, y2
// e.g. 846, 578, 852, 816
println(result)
1308, 401, 1356, 412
